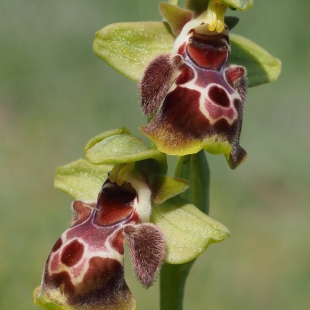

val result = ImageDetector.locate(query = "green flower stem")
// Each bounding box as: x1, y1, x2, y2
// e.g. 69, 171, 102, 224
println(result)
174, 151, 210, 213
160, 150, 210, 310
160, 261, 195, 310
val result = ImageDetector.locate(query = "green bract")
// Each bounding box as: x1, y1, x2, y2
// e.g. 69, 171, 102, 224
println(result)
151, 196, 230, 264
94, 21, 280, 87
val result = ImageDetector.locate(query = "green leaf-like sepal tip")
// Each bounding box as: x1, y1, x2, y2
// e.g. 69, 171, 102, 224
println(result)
84, 127, 167, 171
93, 22, 175, 82
54, 158, 111, 201
94, 21, 280, 87
151, 196, 230, 264
151, 174, 189, 204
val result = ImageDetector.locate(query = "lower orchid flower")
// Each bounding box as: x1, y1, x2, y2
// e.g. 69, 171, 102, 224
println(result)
139, 11, 247, 169
34, 164, 165, 310
33, 128, 236, 309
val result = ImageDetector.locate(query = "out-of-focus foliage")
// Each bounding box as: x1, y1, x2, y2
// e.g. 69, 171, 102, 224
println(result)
1, 1, 309, 310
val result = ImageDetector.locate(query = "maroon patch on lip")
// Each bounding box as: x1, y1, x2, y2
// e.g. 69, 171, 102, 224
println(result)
187, 43, 228, 70
109, 229, 125, 254
226, 66, 245, 83
143, 86, 212, 145
69, 257, 133, 307
141, 84, 244, 152
178, 42, 186, 55
42, 262, 133, 309
208, 85, 230, 107
42, 269, 75, 299
161, 86, 209, 140
96, 183, 135, 226
71, 201, 94, 227
175, 64, 195, 85
61, 240, 84, 267
51, 237, 62, 252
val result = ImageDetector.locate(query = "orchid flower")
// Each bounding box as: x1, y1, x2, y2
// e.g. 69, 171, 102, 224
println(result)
139, 0, 249, 168
93, 0, 281, 169
34, 163, 165, 310
34, 128, 230, 309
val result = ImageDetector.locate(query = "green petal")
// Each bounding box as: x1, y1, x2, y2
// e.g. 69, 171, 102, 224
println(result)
93, 22, 175, 82
230, 34, 282, 87
84, 129, 167, 169
151, 196, 230, 264
159, 3, 193, 36
151, 175, 189, 204
54, 158, 111, 201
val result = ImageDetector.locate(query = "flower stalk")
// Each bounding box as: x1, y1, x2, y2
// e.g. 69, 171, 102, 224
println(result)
160, 150, 210, 310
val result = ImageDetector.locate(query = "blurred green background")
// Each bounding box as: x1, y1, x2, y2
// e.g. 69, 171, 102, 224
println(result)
1, 0, 309, 309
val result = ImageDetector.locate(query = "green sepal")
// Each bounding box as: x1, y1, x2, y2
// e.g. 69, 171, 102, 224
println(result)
151, 196, 230, 264
151, 174, 189, 204
229, 34, 282, 87
84, 127, 130, 151
159, 2, 193, 36
54, 158, 111, 201
84, 128, 167, 173
93, 22, 175, 82
94, 21, 280, 87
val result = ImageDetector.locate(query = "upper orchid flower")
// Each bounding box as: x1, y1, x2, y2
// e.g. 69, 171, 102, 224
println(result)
93, 0, 281, 169
140, 20, 247, 168
139, 0, 248, 169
